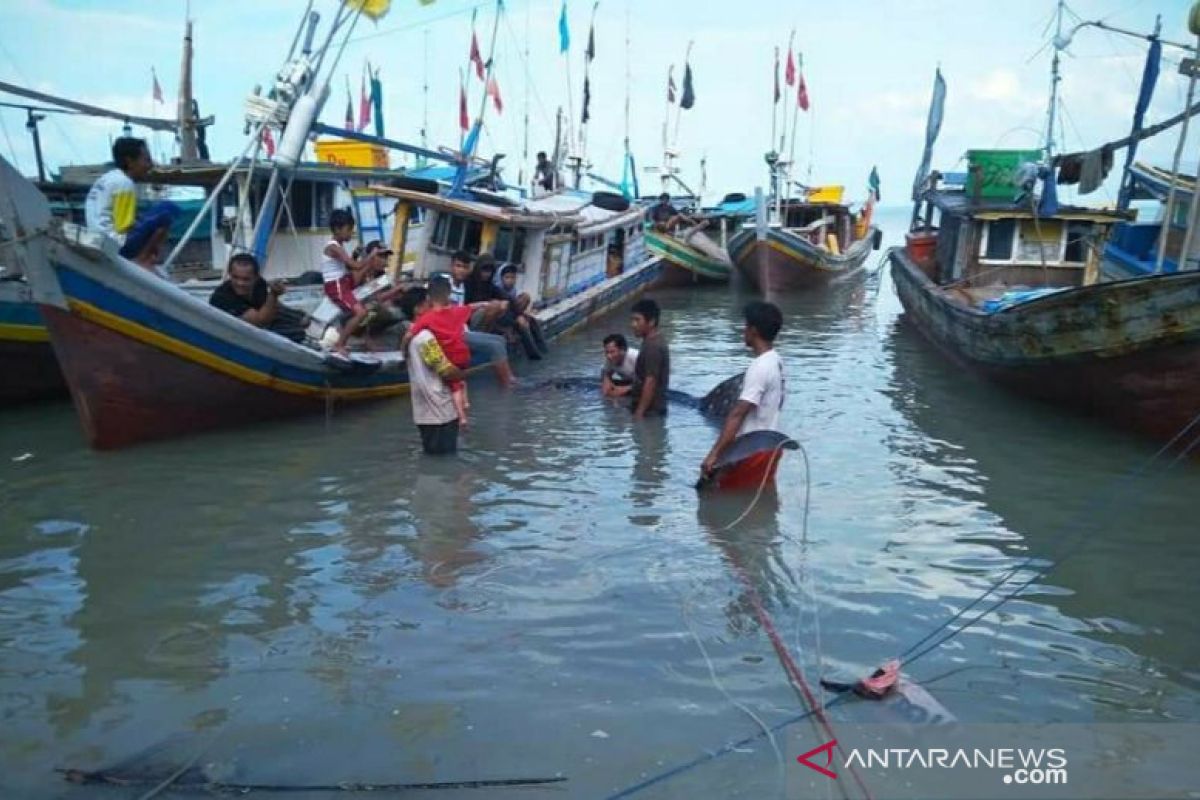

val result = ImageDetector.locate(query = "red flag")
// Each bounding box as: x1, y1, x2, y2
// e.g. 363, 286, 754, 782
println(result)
262, 127, 276, 157
152, 69, 163, 103
469, 32, 485, 81
773, 48, 780, 104
486, 75, 503, 114
358, 69, 371, 131
798, 72, 810, 111
459, 82, 469, 131
785, 47, 796, 86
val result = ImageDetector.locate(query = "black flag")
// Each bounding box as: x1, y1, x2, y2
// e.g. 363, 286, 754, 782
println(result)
586, 24, 595, 61
582, 76, 591, 124
680, 62, 695, 109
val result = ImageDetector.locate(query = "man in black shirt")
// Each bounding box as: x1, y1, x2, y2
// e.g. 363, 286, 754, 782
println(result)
630, 297, 670, 419
209, 253, 306, 342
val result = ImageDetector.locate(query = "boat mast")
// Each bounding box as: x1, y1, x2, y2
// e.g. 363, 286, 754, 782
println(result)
522, 1, 530, 187
622, 0, 631, 197
421, 27, 429, 166
177, 19, 198, 162
1043, 0, 1066, 159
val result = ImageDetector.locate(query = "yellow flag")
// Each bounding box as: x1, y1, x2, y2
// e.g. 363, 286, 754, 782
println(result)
343, 0, 391, 20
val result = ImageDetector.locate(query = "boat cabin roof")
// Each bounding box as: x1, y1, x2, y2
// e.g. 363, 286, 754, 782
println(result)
1127, 162, 1195, 202
924, 189, 1131, 223
370, 186, 643, 234
146, 160, 429, 188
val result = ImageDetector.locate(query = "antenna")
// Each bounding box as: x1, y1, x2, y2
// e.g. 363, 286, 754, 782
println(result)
1044, 0, 1066, 158
421, 27, 429, 164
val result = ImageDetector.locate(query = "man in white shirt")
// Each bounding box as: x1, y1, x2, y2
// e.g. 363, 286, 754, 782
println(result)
600, 333, 639, 397
401, 287, 466, 455
700, 301, 785, 484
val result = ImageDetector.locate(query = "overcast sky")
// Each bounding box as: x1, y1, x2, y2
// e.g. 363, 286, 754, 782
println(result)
0, 0, 1195, 207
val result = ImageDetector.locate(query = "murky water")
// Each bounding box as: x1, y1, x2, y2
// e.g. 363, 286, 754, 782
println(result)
2, 208, 1198, 798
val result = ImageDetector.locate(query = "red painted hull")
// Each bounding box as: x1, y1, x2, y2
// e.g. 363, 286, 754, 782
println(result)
41, 305, 339, 450
716, 450, 782, 491
0, 338, 65, 405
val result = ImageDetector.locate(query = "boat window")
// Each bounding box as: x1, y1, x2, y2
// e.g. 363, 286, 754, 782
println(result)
447, 216, 466, 250
463, 219, 482, 252
1063, 221, 1090, 263
1016, 219, 1062, 262
493, 225, 526, 263
431, 213, 450, 247
983, 219, 1016, 260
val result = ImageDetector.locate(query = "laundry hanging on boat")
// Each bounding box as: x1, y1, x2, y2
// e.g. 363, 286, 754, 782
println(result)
1055, 145, 1114, 194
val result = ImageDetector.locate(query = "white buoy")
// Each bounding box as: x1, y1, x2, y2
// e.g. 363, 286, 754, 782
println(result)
275, 80, 329, 169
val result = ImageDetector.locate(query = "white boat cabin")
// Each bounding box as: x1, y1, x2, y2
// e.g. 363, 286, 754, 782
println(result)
372, 187, 647, 307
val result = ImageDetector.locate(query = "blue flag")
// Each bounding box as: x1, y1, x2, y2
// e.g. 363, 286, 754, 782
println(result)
1117, 37, 1162, 210
558, 1, 570, 53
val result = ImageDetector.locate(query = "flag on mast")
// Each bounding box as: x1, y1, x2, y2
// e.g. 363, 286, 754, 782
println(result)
151, 68, 163, 104
342, 0, 392, 20
558, 0, 570, 53
469, 9, 485, 80
370, 65, 384, 138
785, 46, 796, 86
262, 127, 276, 158
358, 65, 371, 131
582, 77, 591, 123
459, 79, 470, 131
487, 75, 504, 114
797, 54, 810, 111
344, 82, 354, 129
868, 165, 881, 201
680, 62, 695, 110
586, 17, 595, 61
773, 48, 780, 104
667, 65, 676, 103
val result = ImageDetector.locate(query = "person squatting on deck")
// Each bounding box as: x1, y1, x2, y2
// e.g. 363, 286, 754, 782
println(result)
208, 253, 307, 342
84, 137, 178, 272
400, 287, 466, 456
600, 333, 638, 398
321, 209, 372, 355
468, 256, 547, 359
630, 298, 670, 419
700, 301, 786, 487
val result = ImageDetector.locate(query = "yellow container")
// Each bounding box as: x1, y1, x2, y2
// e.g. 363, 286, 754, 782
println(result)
807, 185, 844, 204
314, 138, 389, 169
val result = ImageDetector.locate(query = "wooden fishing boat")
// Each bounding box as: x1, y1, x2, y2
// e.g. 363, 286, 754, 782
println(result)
644, 222, 732, 286
729, 187, 880, 293
889, 185, 1200, 447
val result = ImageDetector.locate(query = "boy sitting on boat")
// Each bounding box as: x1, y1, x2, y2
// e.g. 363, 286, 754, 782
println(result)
84, 136, 178, 272
321, 209, 372, 355
600, 333, 638, 398
496, 263, 548, 358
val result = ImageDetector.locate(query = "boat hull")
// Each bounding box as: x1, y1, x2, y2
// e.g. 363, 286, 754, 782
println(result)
730, 226, 877, 293
889, 246, 1200, 447
644, 229, 731, 286
0, 284, 65, 404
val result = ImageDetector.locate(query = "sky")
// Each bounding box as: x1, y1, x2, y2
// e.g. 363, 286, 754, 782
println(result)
0, 0, 1195, 208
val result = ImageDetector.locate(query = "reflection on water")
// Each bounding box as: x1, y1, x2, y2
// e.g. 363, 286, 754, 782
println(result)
1, 207, 1198, 797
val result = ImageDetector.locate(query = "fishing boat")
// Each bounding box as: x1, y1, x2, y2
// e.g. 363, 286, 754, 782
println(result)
888, 182, 1200, 445
1, 0, 659, 450
368, 185, 658, 341
893, 7, 1200, 449
644, 220, 731, 286
729, 182, 880, 292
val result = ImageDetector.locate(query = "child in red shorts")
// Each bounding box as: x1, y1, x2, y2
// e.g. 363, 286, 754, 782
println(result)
321, 209, 370, 355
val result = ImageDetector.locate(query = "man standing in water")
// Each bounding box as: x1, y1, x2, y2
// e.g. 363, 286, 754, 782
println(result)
700, 301, 785, 487
630, 298, 669, 419
400, 287, 466, 455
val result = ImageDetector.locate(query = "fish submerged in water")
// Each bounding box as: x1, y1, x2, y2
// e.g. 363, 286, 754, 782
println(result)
536, 372, 744, 423
821, 659, 956, 729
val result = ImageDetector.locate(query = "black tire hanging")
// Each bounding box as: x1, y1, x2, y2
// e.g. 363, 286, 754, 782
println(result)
591, 191, 630, 212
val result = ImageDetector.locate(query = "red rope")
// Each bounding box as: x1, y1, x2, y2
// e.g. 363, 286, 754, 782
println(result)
727, 559, 874, 800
